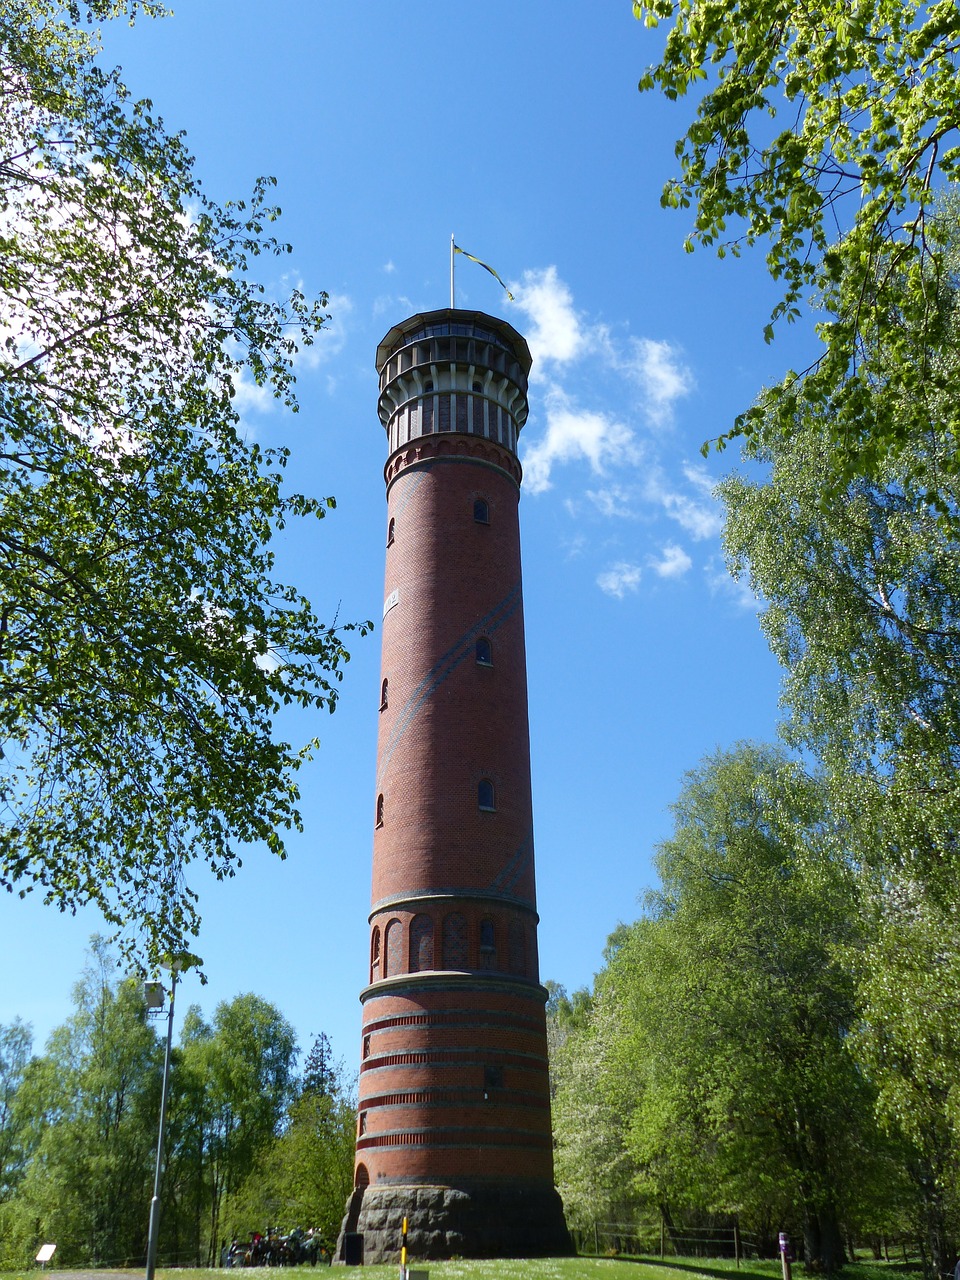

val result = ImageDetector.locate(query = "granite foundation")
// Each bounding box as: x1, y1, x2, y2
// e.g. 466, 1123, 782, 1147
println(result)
336, 1181, 572, 1263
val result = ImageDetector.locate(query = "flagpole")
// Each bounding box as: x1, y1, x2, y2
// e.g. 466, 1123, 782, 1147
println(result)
450, 233, 455, 308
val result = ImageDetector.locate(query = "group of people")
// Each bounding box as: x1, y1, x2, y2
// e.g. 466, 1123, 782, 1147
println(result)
221, 1227, 331, 1267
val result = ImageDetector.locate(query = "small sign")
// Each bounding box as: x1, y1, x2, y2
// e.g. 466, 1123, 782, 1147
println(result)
36, 1244, 56, 1264
383, 588, 399, 618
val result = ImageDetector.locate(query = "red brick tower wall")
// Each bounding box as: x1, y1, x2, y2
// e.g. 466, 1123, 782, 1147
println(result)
340, 310, 570, 1262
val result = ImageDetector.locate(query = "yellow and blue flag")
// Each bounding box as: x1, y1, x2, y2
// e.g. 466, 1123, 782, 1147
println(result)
453, 244, 515, 301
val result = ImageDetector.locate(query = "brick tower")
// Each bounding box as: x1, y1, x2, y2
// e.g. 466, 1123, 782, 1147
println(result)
337, 309, 570, 1262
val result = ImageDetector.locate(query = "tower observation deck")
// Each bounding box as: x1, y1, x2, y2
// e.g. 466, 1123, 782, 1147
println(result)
337, 309, 570, 1262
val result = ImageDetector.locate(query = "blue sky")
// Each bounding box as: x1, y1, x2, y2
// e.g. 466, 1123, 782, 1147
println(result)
0, 2, 820, 1071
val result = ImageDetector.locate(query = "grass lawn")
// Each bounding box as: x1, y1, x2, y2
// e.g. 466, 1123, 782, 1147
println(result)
1, 1256, 924, 1280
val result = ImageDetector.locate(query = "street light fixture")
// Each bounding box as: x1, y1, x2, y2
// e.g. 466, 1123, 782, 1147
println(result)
145, 953, 198, 1280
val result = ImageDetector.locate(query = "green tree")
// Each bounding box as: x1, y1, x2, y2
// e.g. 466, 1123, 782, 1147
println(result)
176, 994, 297, 1263
0, 1021, 32, 1204
602, 746, 888, 1272
220, 1035, 356, 1250
631, 0, 960, 480
0, 0, 368, 966
721, 306, 960, 1273
549, 980, 643, 1240
6, 941, 161, 1267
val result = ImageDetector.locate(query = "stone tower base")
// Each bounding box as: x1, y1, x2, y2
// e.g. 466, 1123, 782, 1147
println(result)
335, 1181, 572, 1263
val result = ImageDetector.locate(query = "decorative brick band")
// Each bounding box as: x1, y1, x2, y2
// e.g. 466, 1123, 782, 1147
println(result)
369, 889, 539, 918
362, 1007, 545, 1035
385, 439, 522, 492
357, 1127, 554, 1152
361, 1088, 550, 1111
359, 972, 549, 1003
361, 1047, 548, 1071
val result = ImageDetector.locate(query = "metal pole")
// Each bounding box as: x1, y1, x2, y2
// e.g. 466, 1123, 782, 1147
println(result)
450, 234, 455, 309
145, 968, 177, 1280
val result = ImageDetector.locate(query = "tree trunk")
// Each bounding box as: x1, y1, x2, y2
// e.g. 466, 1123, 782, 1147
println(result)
802, 1204, 846, 1274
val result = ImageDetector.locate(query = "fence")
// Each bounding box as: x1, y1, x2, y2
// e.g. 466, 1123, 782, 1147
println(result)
573, 1219, 762, 1264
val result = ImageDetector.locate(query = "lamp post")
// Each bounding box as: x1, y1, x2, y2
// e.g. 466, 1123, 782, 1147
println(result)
145, 955, 193, 1280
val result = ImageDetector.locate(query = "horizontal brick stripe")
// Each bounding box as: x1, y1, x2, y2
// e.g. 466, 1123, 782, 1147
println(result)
357, 1127, 553, 1152
362, 1007, 545, 1035
361, 1088, 549, 1111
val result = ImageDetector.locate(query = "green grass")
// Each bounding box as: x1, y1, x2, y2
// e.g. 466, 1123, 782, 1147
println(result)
0, 1257, 925, 1280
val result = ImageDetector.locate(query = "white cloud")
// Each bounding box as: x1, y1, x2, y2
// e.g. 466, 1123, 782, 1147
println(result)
649, 542, 693, 578
295, 292, 353, 369
232, 369, 275, 414
383, 260, 396, 274
682, 461, 717, 497
373, 292, 415, 318
597, 561, 643, 598
584, 484, 639, 519
510, 266, 586, 370
642, 466, 724, 541
631, 337, 693, 426
705, 556, 758, 609
522, 389, 641, 495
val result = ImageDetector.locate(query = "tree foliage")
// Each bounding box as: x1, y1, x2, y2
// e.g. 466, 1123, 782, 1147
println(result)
550, 746, 905, 1271
0, 0, 368, 964
220, 1034, 356, 1250
0, 942, 327, 1269
0, 1020, 32, 1205
632, 0, 960, 478
4, 941, 161, 1266
176, 994, 297, 1261
721, 286, 960, 1272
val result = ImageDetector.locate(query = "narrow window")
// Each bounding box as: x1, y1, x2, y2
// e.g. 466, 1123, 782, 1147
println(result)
478, 778, 496, 811
483, 1064, 503, 1091
380, 678, 389, 710
376, 793, 384, 827
363, 1034, 371, 1059
475, 636, 492, 666
370, 928, 381, 983
358, 1111, 367, 1135
474, 498, 489, 524
424, 379, 434, 392
480, 918, 495, 953
472, 380, 483, 394
387, 517, 395, 545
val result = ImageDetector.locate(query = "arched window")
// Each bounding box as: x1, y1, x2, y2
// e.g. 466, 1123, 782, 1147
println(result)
474, 498, 489, 524
387, 517, 395, 545
479, 918, 496, 969
442, 912, 468, 969
384, 918, 402, 978
475, 636, 492, 666
370, 928, 381, 983
472, 380, 483, 394
478, 778, 496, 811
376, 793, 384, 827
355, 1163, 370, 1190
380, 678, 388, 710
409, 914, 434, 972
